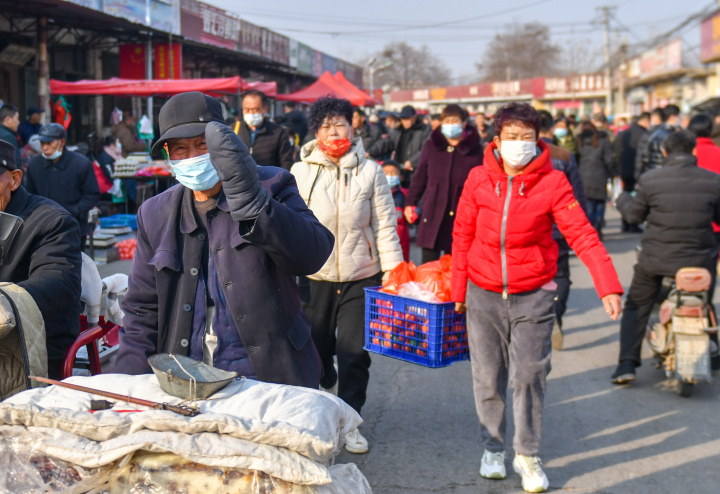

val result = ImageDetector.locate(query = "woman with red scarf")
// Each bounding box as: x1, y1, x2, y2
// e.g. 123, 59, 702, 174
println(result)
452, 102, 623, 493
291, 96, 403, 455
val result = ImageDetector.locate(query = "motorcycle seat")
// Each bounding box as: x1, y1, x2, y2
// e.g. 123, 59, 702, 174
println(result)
675, 268, 712, 293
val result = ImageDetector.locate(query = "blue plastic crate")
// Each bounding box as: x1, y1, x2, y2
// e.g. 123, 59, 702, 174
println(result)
100, 214, 138, 230
364, 287, 469, 368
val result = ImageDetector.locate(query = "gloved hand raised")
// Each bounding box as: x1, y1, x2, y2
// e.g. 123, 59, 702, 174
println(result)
205, 121, 270, 222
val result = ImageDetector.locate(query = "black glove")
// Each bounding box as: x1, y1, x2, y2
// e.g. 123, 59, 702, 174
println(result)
205, 121, 269, 222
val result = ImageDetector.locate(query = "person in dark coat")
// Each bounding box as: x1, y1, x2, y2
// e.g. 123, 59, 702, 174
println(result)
352, 108, 381, 158
114, 92, 333, 389
26, 124, 100, 248
615, 112, 649, 232
613, 130, 720, 384
368, 105, 431, 180
577, 121, 616, 239
17, 107, 44, 147
538, 110, 588, 350
405, 104, 483, 263
0, 140, 82, 380
635, 105, 679, 180
277, 102, 308, 144
0, 104, 21, 167
236, 90, 294, 170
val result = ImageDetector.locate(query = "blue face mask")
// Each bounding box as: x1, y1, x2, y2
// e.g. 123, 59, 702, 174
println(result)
168, 153, 220, 191
43, 145, 63, 161
554, 127, 568, 139
386, 175, 401, 189
441, 124, 463, 140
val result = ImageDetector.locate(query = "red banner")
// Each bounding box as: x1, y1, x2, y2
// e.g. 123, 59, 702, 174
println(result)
119, 44, 146, 80
154, 44, 182, 79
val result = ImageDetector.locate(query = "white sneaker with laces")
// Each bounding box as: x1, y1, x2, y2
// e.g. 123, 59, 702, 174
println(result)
345, 428, 369, 454
513, 454, 549, 493
480, 450, 506, 479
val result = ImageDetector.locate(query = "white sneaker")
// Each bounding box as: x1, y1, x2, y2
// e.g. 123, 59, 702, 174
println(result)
345, 428, 369, 454
513, 454, 549, 493
480, 450, 506, 479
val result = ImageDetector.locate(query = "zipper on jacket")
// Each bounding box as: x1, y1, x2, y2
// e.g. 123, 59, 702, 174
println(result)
335, 165, 341, 281
500, 176, 513, 299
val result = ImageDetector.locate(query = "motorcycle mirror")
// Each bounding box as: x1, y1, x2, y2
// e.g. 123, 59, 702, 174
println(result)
0, 211, 23, 266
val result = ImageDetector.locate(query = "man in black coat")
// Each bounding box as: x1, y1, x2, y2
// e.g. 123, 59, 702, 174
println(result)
235, 90, 294, 170
352, 108, 381, 158
613, 130, 720, 384
0, 140, 82, 379
114, 92, 333, 388
0, 104, 21, 166
277, 102, 308, 144
368, 105, 431, 178
26, 123, 100, 250
635, 105, 679, 180
615, 113, 649, 232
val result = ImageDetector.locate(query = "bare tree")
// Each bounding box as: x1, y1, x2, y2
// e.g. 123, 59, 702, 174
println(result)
477, 22, 560, 81
558, 38, 603, 75
363, 42, 452, 90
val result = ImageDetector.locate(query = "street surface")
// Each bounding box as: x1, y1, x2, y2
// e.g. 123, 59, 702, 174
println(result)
336, 209, 720, 494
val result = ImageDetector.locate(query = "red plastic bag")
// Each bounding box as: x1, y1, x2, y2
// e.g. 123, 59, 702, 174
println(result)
381, 261, 416, 294
93, 161, 113, 194
414, 255, 453, 302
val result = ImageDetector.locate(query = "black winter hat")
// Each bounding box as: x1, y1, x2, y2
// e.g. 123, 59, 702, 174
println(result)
37, 123, 67, 143
0, 140, 17, 171
152, 92, 225, 156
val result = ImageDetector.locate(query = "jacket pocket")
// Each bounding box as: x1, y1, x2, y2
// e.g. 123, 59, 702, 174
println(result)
149, 249, 181, 272
287, 310, 311, 351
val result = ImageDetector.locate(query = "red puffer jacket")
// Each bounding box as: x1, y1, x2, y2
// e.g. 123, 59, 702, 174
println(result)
452, 140, 623, 302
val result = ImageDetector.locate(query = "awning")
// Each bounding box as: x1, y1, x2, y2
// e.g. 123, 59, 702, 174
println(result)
277, 71, 371, 106
333, 71, 381, 106
50, 77, 277, 98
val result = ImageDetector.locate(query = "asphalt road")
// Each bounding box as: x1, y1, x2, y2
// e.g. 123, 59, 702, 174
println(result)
336, 209, 720, 494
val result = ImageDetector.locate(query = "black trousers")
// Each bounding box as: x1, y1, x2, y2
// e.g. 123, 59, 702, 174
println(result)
619, 264, 671, 366
553, 238, 571, 326
303, 273, 380, 414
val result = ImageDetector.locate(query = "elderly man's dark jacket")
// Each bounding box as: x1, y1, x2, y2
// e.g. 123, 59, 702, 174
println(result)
618, 152, 720, 276
26, 150, 100, 237
0, 185, 81, 363
368, 120, 431, 170
115, 167, 334, 388
236, 119, 295, 170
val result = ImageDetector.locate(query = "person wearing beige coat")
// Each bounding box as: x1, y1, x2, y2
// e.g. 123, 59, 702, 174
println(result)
291, 97, 402, 455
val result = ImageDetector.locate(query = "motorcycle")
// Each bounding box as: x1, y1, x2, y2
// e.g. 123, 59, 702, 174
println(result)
646, 267, 718, 397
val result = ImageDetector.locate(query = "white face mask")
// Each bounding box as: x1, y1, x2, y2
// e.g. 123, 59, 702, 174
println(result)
244, 113, 264, 127
499, 140, 536, 169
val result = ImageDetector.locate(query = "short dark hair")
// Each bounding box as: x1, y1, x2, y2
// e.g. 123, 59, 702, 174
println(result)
493, 102, 541, 138
354, 108, 366, 118
308, 96, 353, 134
285, 101, 296, 110
663, 130, 696, 155
537, 110, 554, 133
651, 107, 666, 122
0, 104, 19, 122
664, 104, 680, 117
441, 104, 467, 122
243, 90, 267, 106
592, 112, 608, 124
638, 112, 651, 121
430, 113, 441, 121
688, 113, 714, 138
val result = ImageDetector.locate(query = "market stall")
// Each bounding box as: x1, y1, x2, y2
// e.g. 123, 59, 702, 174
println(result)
277, 71, 377, 106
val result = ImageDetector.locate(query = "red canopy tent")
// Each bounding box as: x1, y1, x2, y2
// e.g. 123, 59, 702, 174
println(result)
50, 77, 277, 98
277, 72, 373, 106
333, 71, 381, 106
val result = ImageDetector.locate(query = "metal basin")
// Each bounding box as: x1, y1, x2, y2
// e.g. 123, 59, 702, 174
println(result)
148, 353, 238, 400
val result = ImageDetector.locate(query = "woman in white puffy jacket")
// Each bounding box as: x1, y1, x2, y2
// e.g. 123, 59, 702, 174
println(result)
291, 97, 403, 454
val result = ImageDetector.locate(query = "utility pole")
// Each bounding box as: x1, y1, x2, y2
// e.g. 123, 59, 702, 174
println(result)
597, 6, 616, 116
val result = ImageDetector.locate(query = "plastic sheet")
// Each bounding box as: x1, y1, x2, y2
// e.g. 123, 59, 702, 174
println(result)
0, 434, 368, 494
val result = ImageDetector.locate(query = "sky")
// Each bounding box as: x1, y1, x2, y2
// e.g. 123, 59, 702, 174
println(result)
211, 0, 717, 84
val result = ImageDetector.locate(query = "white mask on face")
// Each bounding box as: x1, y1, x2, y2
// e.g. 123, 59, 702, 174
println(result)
244, 113, 264, 127
499, 140, 537, 169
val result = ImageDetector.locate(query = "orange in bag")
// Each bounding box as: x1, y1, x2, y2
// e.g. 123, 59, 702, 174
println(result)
381, 261, 417, 294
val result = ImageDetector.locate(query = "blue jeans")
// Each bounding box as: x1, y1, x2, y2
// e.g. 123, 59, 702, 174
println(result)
587, 199, 605, 235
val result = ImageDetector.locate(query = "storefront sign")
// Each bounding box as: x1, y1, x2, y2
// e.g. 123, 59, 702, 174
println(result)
701, 11, 720, 63
627, 39, 682, 80
181, 0, 238, 50
240, 20, 263, 57
154, 44, 182, 79
297, 43, 314, 75
104, 0, 180, 35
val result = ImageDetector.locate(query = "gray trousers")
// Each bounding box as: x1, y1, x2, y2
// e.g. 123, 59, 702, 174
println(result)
466, 282, 555, 456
